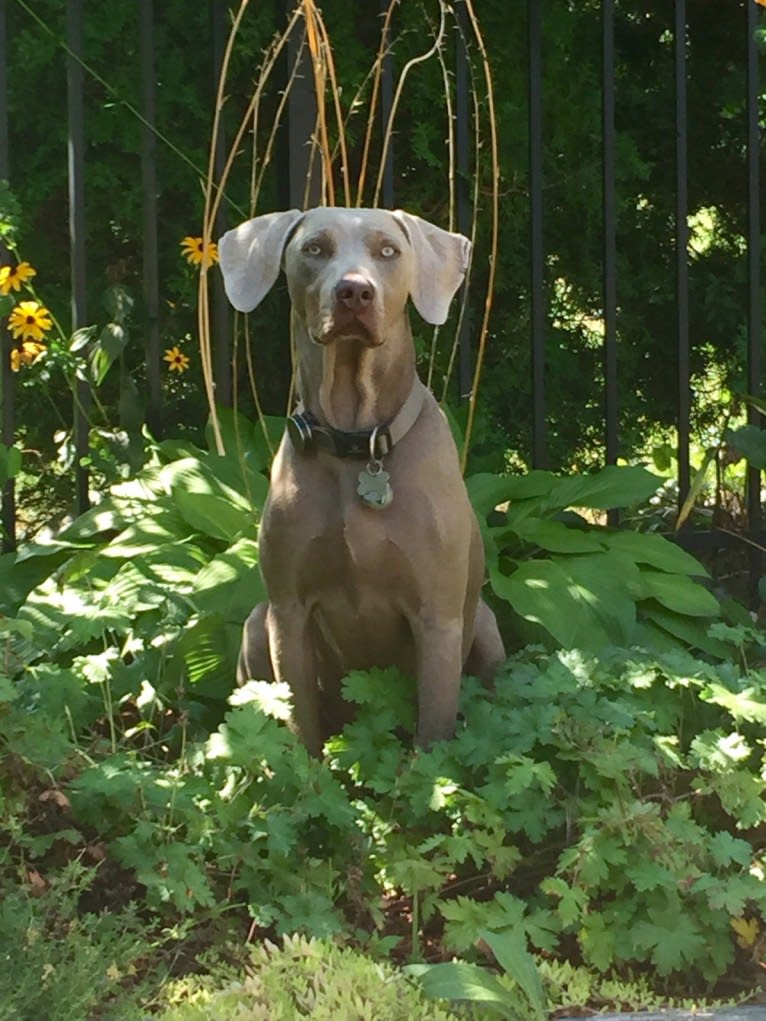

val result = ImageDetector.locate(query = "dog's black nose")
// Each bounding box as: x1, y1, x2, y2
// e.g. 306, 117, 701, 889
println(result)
335, 273, 375, 311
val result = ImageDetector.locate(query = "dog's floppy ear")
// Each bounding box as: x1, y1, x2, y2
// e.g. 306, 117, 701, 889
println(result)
392, 211, 472, 325
218, 209, 303, 313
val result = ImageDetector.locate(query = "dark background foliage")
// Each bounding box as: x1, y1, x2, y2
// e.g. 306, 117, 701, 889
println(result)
4, 1, 761, 472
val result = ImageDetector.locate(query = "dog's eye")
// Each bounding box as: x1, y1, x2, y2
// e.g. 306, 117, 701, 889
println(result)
379, 244, 398, 259
303, 241, 324, 257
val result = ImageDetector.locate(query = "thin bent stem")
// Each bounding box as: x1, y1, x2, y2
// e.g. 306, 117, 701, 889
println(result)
374, 2, 447, 206
356, 0, 398, 206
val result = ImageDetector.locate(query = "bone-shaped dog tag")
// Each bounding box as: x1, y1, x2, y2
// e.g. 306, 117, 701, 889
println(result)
357, 462, 393, 510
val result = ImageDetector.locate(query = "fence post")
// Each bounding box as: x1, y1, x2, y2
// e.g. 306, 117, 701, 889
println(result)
675, 0, 691, 515
528, 0, 546, 468
602, 0, 617, 465
139, 0, 162, 438
0, 0, 15, 552
67, 0, 90, 514
746, 0, 763, 602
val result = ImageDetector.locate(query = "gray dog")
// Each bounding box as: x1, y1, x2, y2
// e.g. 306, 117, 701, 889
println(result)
218, 207, 504, 754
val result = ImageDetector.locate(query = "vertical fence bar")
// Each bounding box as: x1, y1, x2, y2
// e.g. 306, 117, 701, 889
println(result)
380, 0, 395, 209
0, 0, 16, 551
212, 0, 232, 408
602, 0, 617, 468
746, 0, 762, 601
528, 0, 546, 468
675, 0, 691, 514
455, 0, 472, 401
286, 4, 320, 208
67, 0, 89, 514
139, 0, 161, 438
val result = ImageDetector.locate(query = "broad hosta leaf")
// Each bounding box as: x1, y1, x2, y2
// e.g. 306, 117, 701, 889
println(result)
603, 529, 709, 576
725, 424, 766, 469
641, 570, 720, 617
492, 552, 641, 649
542, 465, 662, 512
99, 511, 193, 558
565, 553, 641, 643
163, 457, 254, 542
178, 614, 237, 693
490, 560, 614, 649
193, 537, 266, 619
512, 518, 604, 554
640, 604, 730, 658
467, 471, 557, 517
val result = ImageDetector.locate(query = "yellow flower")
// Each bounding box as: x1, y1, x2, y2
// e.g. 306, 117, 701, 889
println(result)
0, 261, 37, 294
163, 345, 190, 373
8, 300, 53, 341
10, 339, 46, 371
180, 235, 218, 267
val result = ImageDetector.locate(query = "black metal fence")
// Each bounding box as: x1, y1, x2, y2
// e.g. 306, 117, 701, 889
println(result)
0, 1, 764, 596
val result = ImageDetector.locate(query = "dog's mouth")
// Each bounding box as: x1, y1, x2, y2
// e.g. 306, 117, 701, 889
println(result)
312, 307, 381, 347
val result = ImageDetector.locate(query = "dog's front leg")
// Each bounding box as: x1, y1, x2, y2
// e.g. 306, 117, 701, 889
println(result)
266, 602, 322, 755
413, 617, 464, 748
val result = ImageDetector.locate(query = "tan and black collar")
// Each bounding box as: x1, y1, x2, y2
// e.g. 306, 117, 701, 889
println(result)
287, 381, 425, 460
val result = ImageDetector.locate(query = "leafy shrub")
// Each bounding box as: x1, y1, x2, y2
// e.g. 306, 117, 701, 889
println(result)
469, 464, 727, 656
156, 933, 464, 1021
0, 862, 160, 1021
1, 422, 764, 994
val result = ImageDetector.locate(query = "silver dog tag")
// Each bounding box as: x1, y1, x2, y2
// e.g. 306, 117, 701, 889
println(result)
357, 461, 393, 509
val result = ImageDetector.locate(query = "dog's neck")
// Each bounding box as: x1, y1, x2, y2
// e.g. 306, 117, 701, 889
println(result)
292, 311, 417, 432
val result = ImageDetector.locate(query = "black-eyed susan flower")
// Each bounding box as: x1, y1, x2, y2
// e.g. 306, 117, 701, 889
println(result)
0, 261, 37, 295
163, 345, 190, 373
9, 300, 53, 342
180, 236, 218, 267
10, 339, 46, 371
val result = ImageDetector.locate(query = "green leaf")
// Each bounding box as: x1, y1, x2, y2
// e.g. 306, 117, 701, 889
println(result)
641, 571, 720, 617
491, 552, 640, 649
68, 324, 98, 352
89, 322, 129, 385
479, 928, 546, 1021
632, 904, 705, 975
164, 457, 254, 542
491, 560, 598, 648
406, 961, 518, 1017
207, 406, 284, 473
675, 447, 717, 530
511, 518, 604, 553
0, 675, 20, 702
104, 283, 134, 323
542, 465, 662, 512
640, 604, 731, 657
702, 683, 766, 724
192, 537, 266, 619
0, 443, 21, 487
467, 471, 557, 518
725, 424, 766, 469
708, 830, 753, 869
602, 530, 708, 576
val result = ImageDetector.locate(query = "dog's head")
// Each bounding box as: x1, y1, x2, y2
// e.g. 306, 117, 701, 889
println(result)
218, 207, 471, 346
